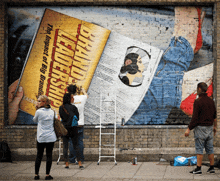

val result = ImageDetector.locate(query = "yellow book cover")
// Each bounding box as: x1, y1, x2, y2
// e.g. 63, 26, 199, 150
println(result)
18, 9, 110, 116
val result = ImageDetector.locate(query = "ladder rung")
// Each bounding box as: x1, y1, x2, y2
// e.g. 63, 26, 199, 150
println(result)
101, 100, 114, 102
101, 111, 115, 113
95, 126, 106, 128
102, 144, 114, 147
101, 133, 115, 135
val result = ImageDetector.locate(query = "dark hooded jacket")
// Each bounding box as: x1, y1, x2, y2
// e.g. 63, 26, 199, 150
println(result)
59, 104, 79, 128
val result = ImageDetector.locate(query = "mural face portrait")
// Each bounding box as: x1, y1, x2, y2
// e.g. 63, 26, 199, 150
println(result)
136, 56, 145, 74
118, 46, 150, 87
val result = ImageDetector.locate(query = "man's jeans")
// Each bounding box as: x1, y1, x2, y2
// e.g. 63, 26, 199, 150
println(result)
69, 127, 84, 163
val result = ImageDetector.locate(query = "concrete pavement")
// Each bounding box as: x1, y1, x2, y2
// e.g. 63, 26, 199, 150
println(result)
0, 161, 220, 180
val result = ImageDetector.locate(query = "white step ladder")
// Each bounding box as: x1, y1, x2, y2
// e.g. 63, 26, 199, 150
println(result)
97, 92, 117, 165
57, 137, 62, 165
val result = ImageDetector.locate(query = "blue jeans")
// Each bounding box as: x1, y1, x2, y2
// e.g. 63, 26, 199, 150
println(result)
69, 127, 84, 163
127, 36, 194, 125
63, 127, 83, 162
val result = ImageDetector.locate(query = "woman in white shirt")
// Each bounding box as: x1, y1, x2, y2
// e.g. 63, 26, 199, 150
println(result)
33, 95, 57, 180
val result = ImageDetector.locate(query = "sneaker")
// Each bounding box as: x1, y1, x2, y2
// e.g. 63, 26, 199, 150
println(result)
34, 175, 40, 180
207, 167, 215, 173
45, 175, 53, 180
190, 168, 202, 174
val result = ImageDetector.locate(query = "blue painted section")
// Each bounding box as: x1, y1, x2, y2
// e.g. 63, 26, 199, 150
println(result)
127, 36, 194, 125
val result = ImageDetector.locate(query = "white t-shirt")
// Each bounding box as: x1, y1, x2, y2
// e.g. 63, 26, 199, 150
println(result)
33, 108, 57, 143
73, 95, 87, 126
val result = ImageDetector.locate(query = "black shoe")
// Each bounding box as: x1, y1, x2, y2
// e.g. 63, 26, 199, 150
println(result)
45, 175, 53, 180
207, 167, 215, 173
190, 168, 202, 174
79, 166, 84, 170
65, 166, 69, 169
34, 175, 40, 180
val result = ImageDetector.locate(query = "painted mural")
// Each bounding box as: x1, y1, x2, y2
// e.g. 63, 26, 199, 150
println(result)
7, 6, 214, 125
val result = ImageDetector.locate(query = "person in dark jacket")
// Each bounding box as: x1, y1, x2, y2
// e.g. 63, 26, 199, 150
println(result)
59, 93, 84, 170
185, 82, 217, 175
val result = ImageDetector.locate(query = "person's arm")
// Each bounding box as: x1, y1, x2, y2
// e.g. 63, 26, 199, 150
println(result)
33, 110, 39, 123
81, 87, 89, 98
213, 119, 217, 136
72, 105, 79, 120
213, 103, 217, 136
59, 106, 66, 121
185, 128, 190, 137
185, 100, 199, 137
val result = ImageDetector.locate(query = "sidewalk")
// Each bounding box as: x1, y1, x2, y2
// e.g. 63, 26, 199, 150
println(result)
0, 161, 220, 181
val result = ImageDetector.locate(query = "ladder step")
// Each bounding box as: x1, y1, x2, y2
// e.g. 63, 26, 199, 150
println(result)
101, 133, 115, 135
101, 111, 115, 113
95, 126, 106, 128
102, 144, 114, 147
101, 100, 114, 102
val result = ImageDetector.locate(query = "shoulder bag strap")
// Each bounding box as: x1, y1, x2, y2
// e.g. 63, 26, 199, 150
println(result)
62, 105, 69, 115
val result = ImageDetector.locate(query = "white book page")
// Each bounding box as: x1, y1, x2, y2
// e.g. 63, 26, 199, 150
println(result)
85, 31, 163, 125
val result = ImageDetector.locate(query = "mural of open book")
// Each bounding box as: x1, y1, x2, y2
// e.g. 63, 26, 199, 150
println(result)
9, 7, 213, 125
17, 9, 111, 116
16, 8, 163, 125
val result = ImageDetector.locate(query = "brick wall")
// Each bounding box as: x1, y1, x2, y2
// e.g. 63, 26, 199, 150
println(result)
0, 1, 220, 162
2, 125, 220, 161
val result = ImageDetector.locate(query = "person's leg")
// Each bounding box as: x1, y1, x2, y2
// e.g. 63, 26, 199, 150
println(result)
77, 127, 84, 162
206, 140, 214, 167
190, 127, 204, 174
69, 127, 84, 163
207, 154, 215, 173
45, 142, 54, 176
35, 142, 45, 177
197, 154, 203, 167
205, 128, 215, 173
63, 136, 69, 167
208, 154, 215, 165
71, 138, 82, 166
68, 138, 76, 163
70, 127, 84, 169
189, 154, 203, 174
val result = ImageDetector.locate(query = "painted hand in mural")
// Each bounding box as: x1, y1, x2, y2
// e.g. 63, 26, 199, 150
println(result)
8, 79, 23, 125
174, 6, 205, 54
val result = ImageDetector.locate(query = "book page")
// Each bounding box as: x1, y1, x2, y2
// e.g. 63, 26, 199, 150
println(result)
18, 9, 110, 116
85, 31, 163, 125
